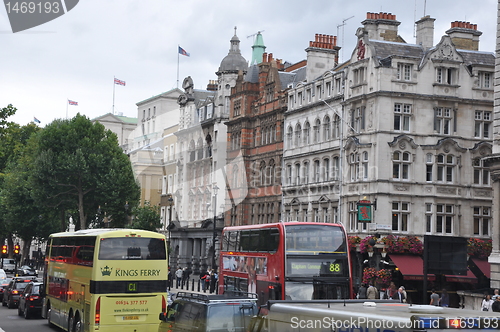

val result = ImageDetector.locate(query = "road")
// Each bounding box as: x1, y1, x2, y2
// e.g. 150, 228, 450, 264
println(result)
0, 303, 54, 332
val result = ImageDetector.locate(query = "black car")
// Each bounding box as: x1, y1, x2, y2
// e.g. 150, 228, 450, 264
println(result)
17, 281, 43, 319
159, 292, 258, 332
0, 277, 11, 302
2, 276, 37, 308
16, 265, 37, 277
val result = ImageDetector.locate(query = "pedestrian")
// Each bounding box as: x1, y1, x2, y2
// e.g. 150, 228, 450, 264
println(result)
209, 269, 218, 293
366, 282, 378, 299
430, 289, 440, 306
492, 296, 500, 312
200, 270, 209, 291
181, 267, 187, 287
386, 282, 397, 300
357, 283, 367, 299
482, 294, 494, 311
175, 267, 183, 288
440, 289, 449, 307
167, 268, 172, 290
493, 289, 500, 301
396, 286, 407, 303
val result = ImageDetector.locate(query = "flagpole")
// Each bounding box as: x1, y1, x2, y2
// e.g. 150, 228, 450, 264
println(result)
66, 99, 68, 119
177, 45, 180, 89
112, 76, 116, 115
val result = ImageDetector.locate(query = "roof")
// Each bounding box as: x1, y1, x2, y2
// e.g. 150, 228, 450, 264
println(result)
279, 66, 307, 89
457, 49, 495, 66
370, 40, 424, 64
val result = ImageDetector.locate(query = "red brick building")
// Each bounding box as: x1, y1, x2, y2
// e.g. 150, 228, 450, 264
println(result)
224, 52, 306, 226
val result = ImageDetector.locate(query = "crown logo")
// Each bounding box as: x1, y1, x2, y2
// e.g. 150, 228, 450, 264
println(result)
101, 265, 112, 276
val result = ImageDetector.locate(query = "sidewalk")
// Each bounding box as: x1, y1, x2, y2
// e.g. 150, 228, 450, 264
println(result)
168, 277, 218, 295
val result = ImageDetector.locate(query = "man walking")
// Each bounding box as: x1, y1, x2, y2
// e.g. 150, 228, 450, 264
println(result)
175, 267, 183, 288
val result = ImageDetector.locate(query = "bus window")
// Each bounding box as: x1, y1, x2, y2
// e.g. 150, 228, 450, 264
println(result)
98, 237, 166, 260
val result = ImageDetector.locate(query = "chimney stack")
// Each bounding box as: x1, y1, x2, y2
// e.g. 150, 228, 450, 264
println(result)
206, 80, 218, 91
305, 33, 341, 82
446, 21, 482, 51
415, 15, 435, 50
361, 12, 401, 42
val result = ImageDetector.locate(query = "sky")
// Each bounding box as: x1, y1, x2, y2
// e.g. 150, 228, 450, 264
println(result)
0, 0, 497, 127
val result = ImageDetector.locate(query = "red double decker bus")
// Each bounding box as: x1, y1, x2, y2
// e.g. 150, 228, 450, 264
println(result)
219, 222, 352, 303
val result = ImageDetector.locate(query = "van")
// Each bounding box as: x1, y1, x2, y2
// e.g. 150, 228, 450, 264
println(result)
1, 259, 15, 273
159, 292, 258, 332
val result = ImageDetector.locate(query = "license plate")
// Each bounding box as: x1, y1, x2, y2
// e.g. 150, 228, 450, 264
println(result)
123, 316, 139, 320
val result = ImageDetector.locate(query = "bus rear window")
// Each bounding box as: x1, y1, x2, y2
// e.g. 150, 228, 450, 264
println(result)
98, 237, 166, 260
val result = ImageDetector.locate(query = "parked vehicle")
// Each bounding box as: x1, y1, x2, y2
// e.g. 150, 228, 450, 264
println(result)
2, 276, 37, 308
0, 277, 11, 302
158, 292, 258, 332
18, 281, 44, 319
1, 259, 16, 273
15, 265, 37, 277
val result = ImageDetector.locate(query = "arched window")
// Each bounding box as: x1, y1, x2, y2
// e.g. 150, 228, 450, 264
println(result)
323, 116, 331, 141
313, 119, 321, 143
287, 126, 293, 148
260, 161, 266, 186
303, 121, 311, 145
333, 115, 340, 138
189, 140, 196, 162
295, 123, 302, 147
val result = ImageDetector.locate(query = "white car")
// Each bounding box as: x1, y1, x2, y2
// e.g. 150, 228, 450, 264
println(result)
0, 269, 6, 279
1, 259, 15, 273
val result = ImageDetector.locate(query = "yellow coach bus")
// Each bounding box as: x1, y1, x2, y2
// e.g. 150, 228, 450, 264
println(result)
41, 228, 168, 332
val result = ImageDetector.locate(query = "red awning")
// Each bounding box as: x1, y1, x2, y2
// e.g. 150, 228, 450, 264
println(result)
471, 258, 490, 279
445, 269, 477, 283
389, 254, 435, 281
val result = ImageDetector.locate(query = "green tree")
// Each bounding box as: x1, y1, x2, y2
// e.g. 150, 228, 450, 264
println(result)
130, 201, 162, 231
30, 114, 140, 230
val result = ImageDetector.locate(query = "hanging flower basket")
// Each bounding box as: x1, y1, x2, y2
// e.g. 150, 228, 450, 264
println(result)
359, 235, 378, 253
467, 238, 492, 259
348, 235, 361, 251
362, 267, 377, 284
376, 268, 392, 285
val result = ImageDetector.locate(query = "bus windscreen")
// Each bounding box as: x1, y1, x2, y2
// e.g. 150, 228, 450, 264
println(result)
285, 224, 346, 253
98, 237, 166, 260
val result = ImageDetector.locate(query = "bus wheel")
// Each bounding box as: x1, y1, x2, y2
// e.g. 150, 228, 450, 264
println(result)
69, 314, 81, 332
47, 304, 54, 326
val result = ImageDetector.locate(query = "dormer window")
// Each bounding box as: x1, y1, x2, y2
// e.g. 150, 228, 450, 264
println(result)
397, 63, 412, 81
353, 67, 365, 85
478, 72, 492, 89
436, 67, 457, 85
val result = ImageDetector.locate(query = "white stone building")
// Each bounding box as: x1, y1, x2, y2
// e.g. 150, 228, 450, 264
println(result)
284, 13, 494, 242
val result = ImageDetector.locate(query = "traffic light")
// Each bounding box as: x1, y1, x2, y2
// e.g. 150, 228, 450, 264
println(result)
13, 244, 20, 255
1, 245, 7, 258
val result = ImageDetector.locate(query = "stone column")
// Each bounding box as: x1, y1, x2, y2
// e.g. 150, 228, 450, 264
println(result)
485, 155, 500, 288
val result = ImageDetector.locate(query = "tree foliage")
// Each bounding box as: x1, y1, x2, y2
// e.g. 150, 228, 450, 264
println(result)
130, 201, 162, 231
30, 113, 140, 230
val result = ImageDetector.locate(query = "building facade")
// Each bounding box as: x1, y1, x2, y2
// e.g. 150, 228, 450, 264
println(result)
284, 13, 494, 286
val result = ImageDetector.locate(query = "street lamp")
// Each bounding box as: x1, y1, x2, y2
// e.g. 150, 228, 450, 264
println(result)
167, 195, 174, 264
212, 184, 219, 271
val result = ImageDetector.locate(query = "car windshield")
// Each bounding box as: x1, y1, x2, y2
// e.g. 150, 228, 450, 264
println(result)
15, 283, 30, 290
207, 304, 256, 331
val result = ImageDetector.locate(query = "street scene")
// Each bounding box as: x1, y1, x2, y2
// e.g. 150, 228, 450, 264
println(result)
2, 0, 500, 332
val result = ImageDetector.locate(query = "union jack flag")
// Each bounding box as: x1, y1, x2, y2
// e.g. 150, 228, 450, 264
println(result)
68, 100, 78, 106
178, 46, 190, 57
114, 78, 126, 86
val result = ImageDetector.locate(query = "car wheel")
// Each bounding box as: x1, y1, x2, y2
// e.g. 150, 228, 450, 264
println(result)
7, 297, 14, 309
18, 303, 22, 316
24, 304, 30, 319
2, 296, 6, 307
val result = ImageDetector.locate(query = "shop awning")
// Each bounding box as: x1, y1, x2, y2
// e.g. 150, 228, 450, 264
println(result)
389, 254, 435, 281
471, 258, 490, 279
445, 269, 477, 283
